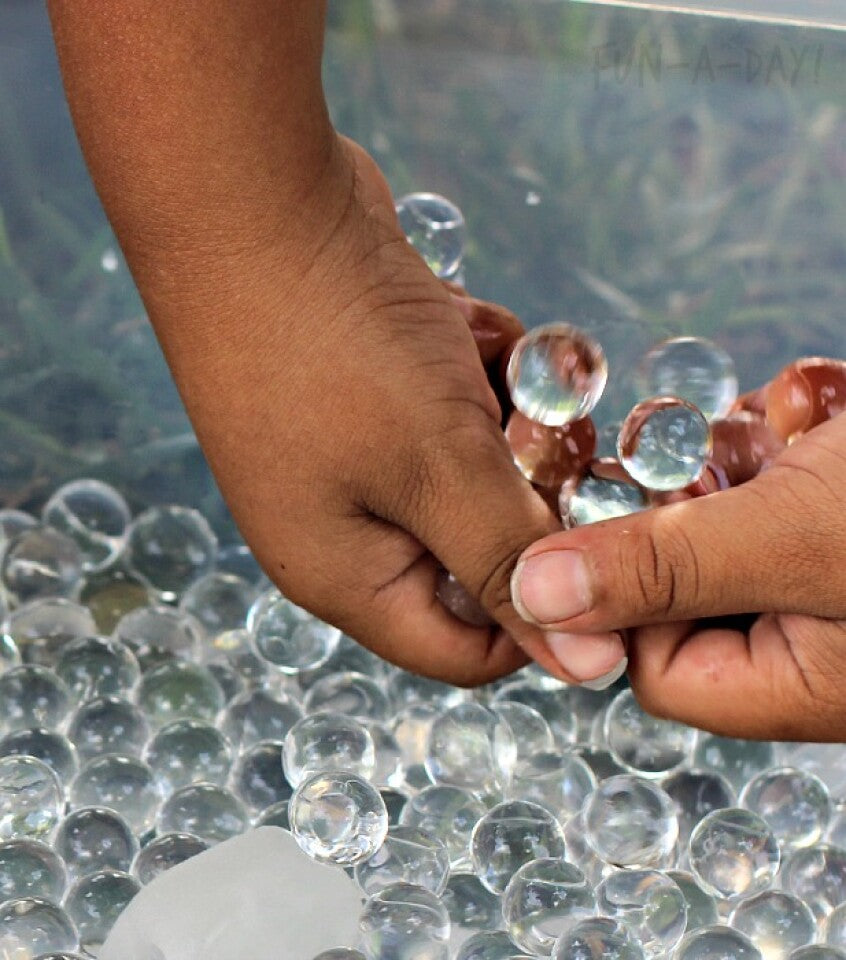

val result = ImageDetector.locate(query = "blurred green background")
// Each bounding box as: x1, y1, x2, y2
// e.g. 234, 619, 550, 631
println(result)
1, 0, 845, 539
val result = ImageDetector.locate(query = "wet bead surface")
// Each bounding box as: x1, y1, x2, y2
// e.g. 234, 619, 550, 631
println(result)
0, 755, 64, 841
395, 192, 466, 279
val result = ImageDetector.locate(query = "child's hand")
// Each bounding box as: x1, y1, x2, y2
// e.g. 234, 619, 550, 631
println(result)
511, 404, 846, 739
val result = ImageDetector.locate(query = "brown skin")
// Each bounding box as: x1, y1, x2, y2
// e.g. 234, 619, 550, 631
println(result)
49, 2, 846, 737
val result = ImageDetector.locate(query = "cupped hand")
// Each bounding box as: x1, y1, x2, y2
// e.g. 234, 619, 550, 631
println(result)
511, 402, 846, 739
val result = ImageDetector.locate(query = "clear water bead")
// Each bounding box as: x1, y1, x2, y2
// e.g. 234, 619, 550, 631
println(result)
637, 337, 738, 422
221, 688, 303, 750
676, 925, 762, 960
470, 800, 566, 895
596, 869, 687, 957
290, 771, 388, 866
144, 719, 232, 793
506, 323, 607, 427
552, 917, 644, 960
64, 869, 140, 955
314, 951, 367, 960
400, 786, 487, 871
203, 627, 270, 689
56, 636, 140, 702
0, 665, 71, 734
251, 591, 341, 674
178, 571, 256, 634
70, 755, 161, 837
0, 756, 64, 841
231, 740, 292, 812
42, 479, 131, 573
688, 808, 780, 901
456, 931, 531, 960
508, 751, 596, 821
667, 870, 719, 931
604, 688, 696, 778
113, 604, 204, 669
368, 724, 404, 791
0, 897, 78, 956
395, 192, 466, 279
137, 660, 225, 728
256, 800, 291, 831
53, 806, 139, 881
0, 508, 37, 546
442, 873, 503, 943
828, 902, 846, 949
0, 526, 83, 604
694, 737, 775, 793
0, 728, 78, 784
0, 839, 66, 903
792, 950, 846, 960
125, 505, 217, 601
354, 825, 450, 896
663, 770, 736, 847
502, 858, 595, 955
157, 783, 250, 846
79, 569, 149, 635
304, 671, 391, 724
741, 767, 831, 850
283, 713, 376, 788
584, 775, 678, 868
729, 891, 815, 960
6, 598, 95, 667
425, 703, 516, 796
131, 831, 208, 885
493, 703, 554, 757
359, 881, 451, 960
559, 464, 646, 528
783, 844, 846, 921
618, 397, 711, 491
67, 696, 150, 762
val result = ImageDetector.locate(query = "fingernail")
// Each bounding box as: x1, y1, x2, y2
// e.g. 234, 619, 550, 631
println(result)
545, 631, 626, 685
511, 551, 591, 625
580, 656, 629, 691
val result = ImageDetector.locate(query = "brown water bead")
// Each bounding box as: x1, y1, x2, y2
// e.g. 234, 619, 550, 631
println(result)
505, 412, 596, 489
710, 413, 784, 486
766, 357, 846, 443
648, 462, 729, 506
436, 568, 494, 628
448, 289, 524, 367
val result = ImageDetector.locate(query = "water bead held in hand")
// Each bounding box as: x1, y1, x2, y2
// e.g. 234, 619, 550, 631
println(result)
782, 844, 846, 921
552, 917, 644, 960
435, 570, 494, 628
617, 397, 712, 491
70, 755, 161, 837
0, 838, 66, 903
0, 525, 84, 605
504, 412, 596, 489
688, 808, 780, 902
765, 357, 846, 443
709, 413, 784, 487
53, 807, 139, 881
354, 825, 451, 896
740, 767, 831, 851
604, 688, 697, 779
283, 713, 376, 788
395, 192, 466, 280
358, 881, 451, 960
636, 337, 738, 422
290, 770, 388, 866
0, 897, 79, 956
595, 869, 688, 958
501, 858, 595, 955
559, 459, 647, 528
251, 591, 341, 674
131, 832, 209, 886
583, 775, 678, 868
506, 323, 607, 427
42, 479, 131, 574
674, 925, 763, 960
0, 755, 64, 841
64, 869, 140, 956
729, 891, 816, 960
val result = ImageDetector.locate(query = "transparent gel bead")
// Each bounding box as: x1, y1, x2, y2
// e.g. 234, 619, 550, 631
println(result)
618, 397, 711, 491
157, 783, 250, 846
584, 775, 678, 868
729, 891, 815, 960
782, 844, 846, 921
400, 785, 487, 871
425, 703, 516, 797
470, 800, 566, 895
688, 808, 780, 902
53, 806, 139, 881
491, 684, 578, 748
508, 751, 596, 821
502, 858, 595, 955
456, 931, 531, 960
231, 739, 292, 812
203, 627, 270, 690
563, 810, 611, 887
0, 756, 64, 841
663, 770, 736, 847
178, 572, 257, 634
70, 755, 161, 837
741, 767, 831, 850
0, 665, 71, 734
304, 671, 391, 724
559, 464, 646, 528
125, 505, 217, 601
675, 925, 762, 960
354, 825, 450, 896
368, 724, 405, 791
256, 800, 290, 831
388, 673, 466, 712
221, 688, 303, 750
442, 873, 503, 941
506, 323, 607, 427
392, 703, 438, 790
358, 881, 451, 960
79, 569, 149, 635
131, 831, 208, 885
667, 870, 719, 932
694, 737, 775, 793
64, 869, 140, 956
436, 571, 494, 629
144, 719, 232, 793
395, 192, 466, 279
0, 526, 83, 604
604, 688, 696, 778
0, 897, 78, 956
67, 696, 150, 763
283, 713, 375, 788
551, 917, 645, 960
0, 728, 78, 784
596, 869, 687, 957
0, 635, 20, 675
251, 592, 341, 675
493, 703, 554, 758
0, 839, 66, 903
137, 660, 225, 728
56, 636, 140, 702
827, 902, 846, 949
0, 509, 37, 546
636, 337, 738, 422
42, 479, 131, 574
290, 770, 388, 866
113, 604, 204, 669
314, 950, 367, 960
792, 949, 846, 960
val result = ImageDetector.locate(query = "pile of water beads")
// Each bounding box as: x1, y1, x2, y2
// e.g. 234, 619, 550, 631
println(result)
0, 197, 846, 960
